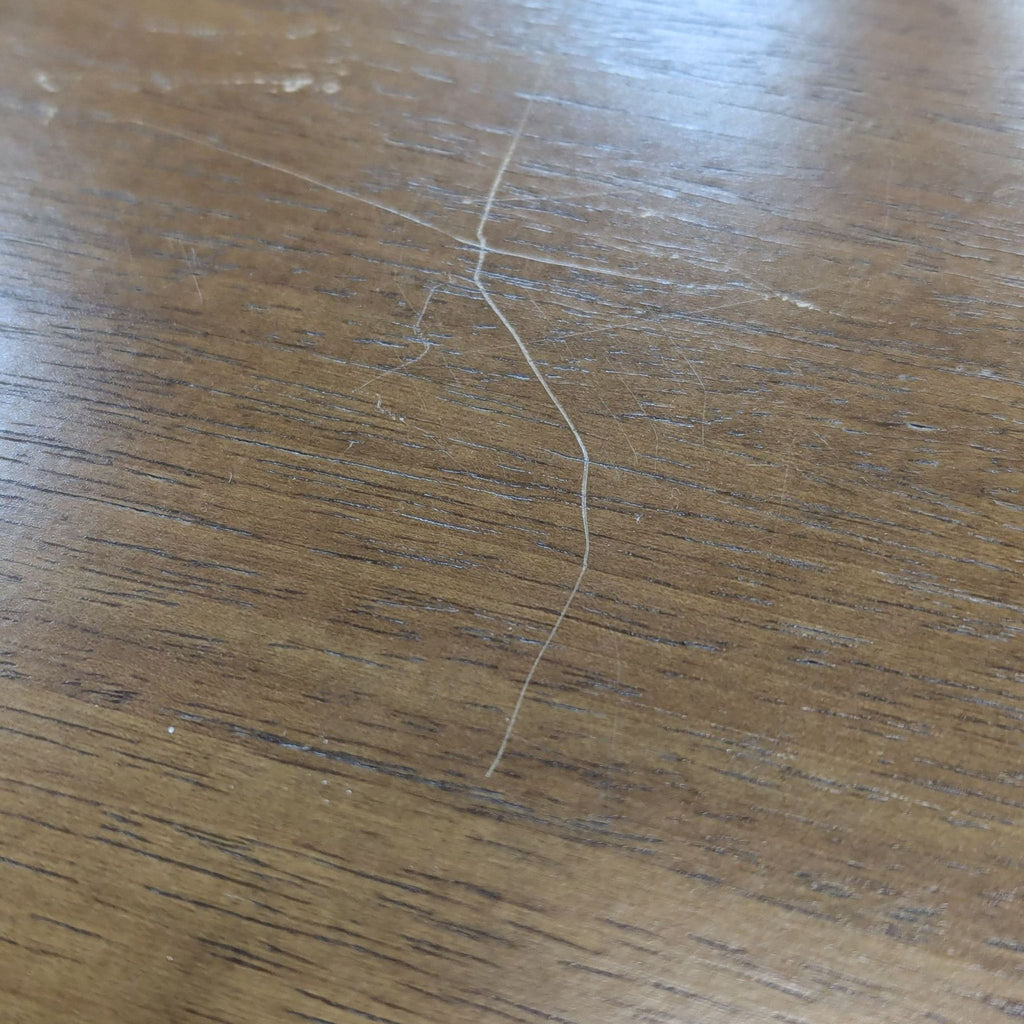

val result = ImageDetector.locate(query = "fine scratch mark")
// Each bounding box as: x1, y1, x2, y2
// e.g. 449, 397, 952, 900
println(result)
412, 283, 436, 333
881, 148, 895, 238
675, 348, 708, 447
604, 353, 662, 456
176, 238, 204, 306
354, 282, 438, 393
474, 103, 591, 779
189, 247, 205, 306
126, 118, 452, 237
117, 118, 688, 288
525, 293, 640, 466
767, 429, 797, 557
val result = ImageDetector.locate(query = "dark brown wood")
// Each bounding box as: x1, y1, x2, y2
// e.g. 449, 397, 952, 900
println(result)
2, 0, 1023, 1020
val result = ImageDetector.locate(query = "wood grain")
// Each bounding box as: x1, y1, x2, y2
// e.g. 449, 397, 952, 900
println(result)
2, 0, 1023, 1020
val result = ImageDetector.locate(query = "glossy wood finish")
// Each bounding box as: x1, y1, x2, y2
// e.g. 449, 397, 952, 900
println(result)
2, 1, 1023, 1020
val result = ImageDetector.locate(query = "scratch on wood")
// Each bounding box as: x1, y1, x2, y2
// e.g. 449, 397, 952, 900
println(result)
120, 113, 597, 776
767, 429, 797, 557
354, 283, 438, 393
175, 238, 204, 306
118, 118, 690, 287
472, 102, 592, 779
526, 294, 640, 466
675, 348, 708, 447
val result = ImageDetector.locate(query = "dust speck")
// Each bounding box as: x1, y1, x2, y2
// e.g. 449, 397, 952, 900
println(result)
34, 70, 59, 93
282, 73, 314, 93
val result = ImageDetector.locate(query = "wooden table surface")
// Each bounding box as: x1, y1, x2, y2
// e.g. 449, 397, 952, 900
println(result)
3, 0, 1023, 1020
